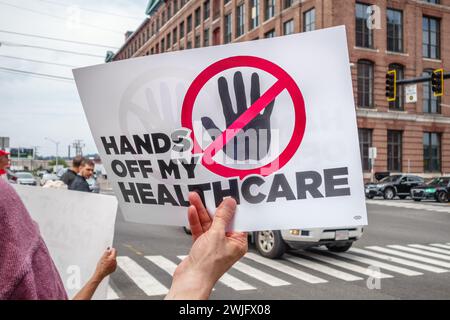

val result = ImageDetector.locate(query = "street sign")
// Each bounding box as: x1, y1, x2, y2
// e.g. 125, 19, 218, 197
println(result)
369, 147, 377, 160
74, 26, 367, 232
405, 84, 417, 103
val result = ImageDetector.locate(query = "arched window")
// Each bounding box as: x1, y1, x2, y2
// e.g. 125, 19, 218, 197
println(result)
423, 69, 441, 114
357, 60, 374, 108
388, 63, 404, 110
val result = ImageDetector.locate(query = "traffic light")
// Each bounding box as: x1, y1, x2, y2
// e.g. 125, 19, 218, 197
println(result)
386, 70, 397, 102
431, 68, 444, 97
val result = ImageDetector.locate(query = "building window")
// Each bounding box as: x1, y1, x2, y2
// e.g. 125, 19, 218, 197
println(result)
224, 13, 232, 44
174, 0, 178, 13
161, 39, 165, 52
187, 15, 192, 33
213, 27, 220, 45
424, 0, 440, 3
422, 16, 440, 59
357, 60, 374, 108
283, 0, 293, 10
236, 3, 245, 37
213, 0, 220, 19
387, 9, 403, 52
167, 34, 171, 49
265, 0, 275, 21
180, 21, 185, 38
355, 3, 373, 48
303, 8, 315, 32
358, 129, 372, 172
195, 7, 201, 27
224, 0, 231, 3
195, 34, 200, 48
187, 40, 192, 49
283, 19, 294, 35
173, 27, 177, 44
204, 0, 210, 20
423, 70, 441, 114
388, 64, 404, 110
387, 130, 402, 172
264, 29, 275, 38
251, 0, 259, 29
423, 132, 441, 172
204, 28, 210, 46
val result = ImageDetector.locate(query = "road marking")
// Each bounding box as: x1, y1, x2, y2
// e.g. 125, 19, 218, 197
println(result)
408, 244, 450, 255
326, 251, 422, 276
350, 248, 448, 273
388, 245, 450, 261
145, 256, 178, 276
430, 243, 450, 250
233, 261, 291, 287
366, 247, 450, 268
116, 256, 168, 296
301, 251, 393, 279
107, 285, 119, 300
245, 252, 328, 284
285, 254, 363, 281
178, 255, 256, 291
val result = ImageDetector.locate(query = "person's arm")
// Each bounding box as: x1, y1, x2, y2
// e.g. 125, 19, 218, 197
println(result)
165, 193, 247, 300
72, 248, 117, 300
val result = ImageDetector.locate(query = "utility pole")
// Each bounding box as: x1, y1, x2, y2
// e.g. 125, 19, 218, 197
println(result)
45, 137, 60, 171
72, 139, 85, 156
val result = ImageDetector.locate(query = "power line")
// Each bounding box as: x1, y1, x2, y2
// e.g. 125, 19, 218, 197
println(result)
0, 54, 76, 68
0, 29, 119, 49
0, 40, 104, 58
0, 1, 124, 35
35, 0, 143, 21
0, 66, 74, 82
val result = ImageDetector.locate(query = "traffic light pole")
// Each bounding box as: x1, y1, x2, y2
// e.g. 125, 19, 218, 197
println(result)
396, 72, 450, 86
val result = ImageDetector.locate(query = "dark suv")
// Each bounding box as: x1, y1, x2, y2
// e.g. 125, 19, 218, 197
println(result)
411, 177, 450, 203
365, 174, 424, 200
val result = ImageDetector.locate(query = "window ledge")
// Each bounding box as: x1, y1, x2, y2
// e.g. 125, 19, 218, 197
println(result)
354, 46, 379, 53
356, 106, 378, 111
387, 109, 407, 113
423, 58, 442, 63
385, 50, 409, 57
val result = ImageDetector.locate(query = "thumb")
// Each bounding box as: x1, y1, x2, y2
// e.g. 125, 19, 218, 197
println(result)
211, 197, 237, 232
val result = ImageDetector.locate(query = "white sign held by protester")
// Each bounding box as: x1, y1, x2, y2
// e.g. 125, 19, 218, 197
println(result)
73, 26, 367, 231
14, 185, 118, 299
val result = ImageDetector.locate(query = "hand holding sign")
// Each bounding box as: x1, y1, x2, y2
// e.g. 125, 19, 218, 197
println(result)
202, 71, 275, 161
166, 193, 248, 300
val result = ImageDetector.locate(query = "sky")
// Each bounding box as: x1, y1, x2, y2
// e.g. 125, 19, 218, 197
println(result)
0, 0, 148, 157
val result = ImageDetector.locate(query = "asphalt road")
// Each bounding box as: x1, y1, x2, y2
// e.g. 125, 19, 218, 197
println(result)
108, 198, 450, 300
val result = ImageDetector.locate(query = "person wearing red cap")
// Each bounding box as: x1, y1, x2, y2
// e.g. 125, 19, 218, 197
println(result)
0, 150, 10, 181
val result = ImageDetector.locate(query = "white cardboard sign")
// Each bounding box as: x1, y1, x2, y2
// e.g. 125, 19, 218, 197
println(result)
14, 185, 118, 299
73, 26, 367, 232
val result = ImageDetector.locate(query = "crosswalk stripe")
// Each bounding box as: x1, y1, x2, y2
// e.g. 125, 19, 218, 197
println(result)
408, 244, 450, 255
388, 245, 450, 261
350, 248, 448, 273
116, 256, 169, 296
106, 285, 119, 300
233, 261, 291, 287
177, 255, 256, 291
326, 251, 422, 276
245, 252, 328, 284
366, 247, 450, 268
430, 244, 450, 250
285, 254, 363, 281
301, 251, 393, 279
145, 255, 178, 276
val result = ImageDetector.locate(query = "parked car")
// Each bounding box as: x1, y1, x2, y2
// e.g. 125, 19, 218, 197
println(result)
411, 177, 450, 203
40, 173, 60, 186
183, 226, 364, 259
14, 172, 38, 186
365, 174, 424, 200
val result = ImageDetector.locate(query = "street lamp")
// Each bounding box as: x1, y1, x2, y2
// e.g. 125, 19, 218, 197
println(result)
45, 137, 60, 171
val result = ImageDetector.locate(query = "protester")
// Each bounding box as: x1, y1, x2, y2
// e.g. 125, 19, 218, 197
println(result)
0, 149, 10, 182
166, 192, 248, 300
68, 158, 95, 192
0, 179, 117, 300
60, 155, 84, 187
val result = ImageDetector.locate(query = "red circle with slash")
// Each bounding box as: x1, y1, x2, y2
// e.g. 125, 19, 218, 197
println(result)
181, 55, 306, 179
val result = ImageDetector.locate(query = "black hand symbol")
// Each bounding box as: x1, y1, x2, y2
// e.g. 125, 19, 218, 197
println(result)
202, 71, 275, 161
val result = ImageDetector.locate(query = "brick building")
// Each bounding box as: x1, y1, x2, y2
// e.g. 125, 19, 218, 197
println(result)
109, 0, 450, 179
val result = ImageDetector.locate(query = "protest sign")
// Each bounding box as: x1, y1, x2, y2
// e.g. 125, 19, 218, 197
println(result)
14, 185, 118, 299
73, 26, 367, 231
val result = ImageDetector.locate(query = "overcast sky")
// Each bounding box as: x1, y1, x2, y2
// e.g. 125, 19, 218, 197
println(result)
0, 0, 148, 156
